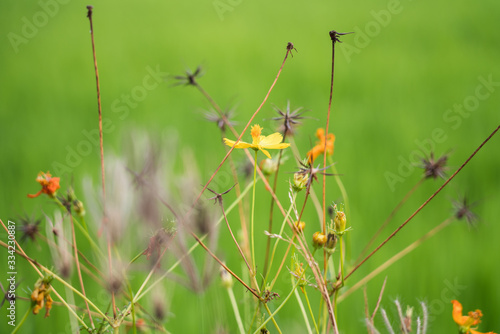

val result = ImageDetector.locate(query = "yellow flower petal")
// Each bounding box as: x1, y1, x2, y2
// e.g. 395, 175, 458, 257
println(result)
260, 132, 285, 146
260, 148, 272, 159
223, 138, 252, 149
223, 125, 289, 159
263, 143, 291, 150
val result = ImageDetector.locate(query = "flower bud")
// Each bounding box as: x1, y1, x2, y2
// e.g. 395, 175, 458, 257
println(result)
220, 266, 233, 289
312, 232, 327, 248
292, 172, 308, 191
260, 158, 279, 176
294, 221, 306, 233
324, 232, 337, 254
73, 199, 86, 217
334, 211, 346, 232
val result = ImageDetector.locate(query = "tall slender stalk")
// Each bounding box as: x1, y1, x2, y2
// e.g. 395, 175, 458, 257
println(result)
86, 5, 116, 318
86, 6, 105, 203
263, 137, 287, 277
250, 150, 258, 276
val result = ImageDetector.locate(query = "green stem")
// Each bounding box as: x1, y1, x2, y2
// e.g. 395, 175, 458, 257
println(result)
253, 260, 311, 334
10, 305, 32, 334
294, 288, 313, 334
263, 191, 297, 288
263, 303, 282, 334
53, 197, 105, 259
250, 150, 258, 275
328, 156, 351, 260
263, 137, 287, 278
127, 283, 137, 334
339, 235, 345, 287
303, 288, 319, 334
227, 285, 245, 334
333, 235, 344, 323
40, 266, 109, 323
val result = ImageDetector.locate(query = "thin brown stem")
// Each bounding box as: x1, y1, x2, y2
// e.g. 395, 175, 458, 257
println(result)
188, 46, 292, 222
156, 192, 261, 300
371, 276, 387, 321
339, 217, 454, 302
262, 135, 287, 278
270, 177, 314, 287
190, 228, 260, 300
221, 202, 252, 273
323, 32, 337, 236
69, 215, 94, 327
343, 123, 500, 284
87, 6, 115, 318
356, 178, 425, 265
87, 6, 105, 206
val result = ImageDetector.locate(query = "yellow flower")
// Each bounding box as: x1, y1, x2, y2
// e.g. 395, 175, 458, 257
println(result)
452, 300, 496, 334
223, 124, 290, 159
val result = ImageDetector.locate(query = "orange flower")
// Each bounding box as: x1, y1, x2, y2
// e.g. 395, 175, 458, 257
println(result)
307, 128, 335, 164
27, 171, 60, 198
31, 278, 53, 317
452, 300, 496, 334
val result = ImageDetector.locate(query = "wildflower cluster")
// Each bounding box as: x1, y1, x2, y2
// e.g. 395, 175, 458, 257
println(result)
31, 277, 53, 317
452, 300, 496, 334
8, 18, 497, 334
27, 171, 60, 198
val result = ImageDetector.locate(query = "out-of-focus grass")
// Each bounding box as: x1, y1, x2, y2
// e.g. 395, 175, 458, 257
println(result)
1, 0, 499, 332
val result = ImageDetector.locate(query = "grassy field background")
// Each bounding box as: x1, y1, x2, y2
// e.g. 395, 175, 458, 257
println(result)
1, 0, 499, 333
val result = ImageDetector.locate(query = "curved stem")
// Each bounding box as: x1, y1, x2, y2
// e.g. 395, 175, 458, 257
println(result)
10, 305, 32, 334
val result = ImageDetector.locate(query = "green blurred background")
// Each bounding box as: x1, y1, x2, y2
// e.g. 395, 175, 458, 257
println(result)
1, 0, 499, 333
